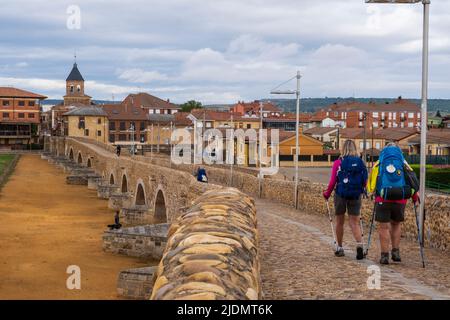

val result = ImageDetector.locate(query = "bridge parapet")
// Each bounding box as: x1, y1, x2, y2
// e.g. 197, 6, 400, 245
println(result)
151, 188, 261, 300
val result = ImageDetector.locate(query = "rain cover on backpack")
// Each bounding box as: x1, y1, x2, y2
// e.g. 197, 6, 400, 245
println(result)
376, 146, 412, 200
336, 156, 366, 200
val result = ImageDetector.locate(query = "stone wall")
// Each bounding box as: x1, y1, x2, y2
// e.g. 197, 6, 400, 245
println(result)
103, 223, 170, 259
117, 266, 157, 300
151, 188, 261, 300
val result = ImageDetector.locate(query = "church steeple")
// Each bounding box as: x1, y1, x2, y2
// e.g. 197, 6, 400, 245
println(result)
63, 60, 91, 106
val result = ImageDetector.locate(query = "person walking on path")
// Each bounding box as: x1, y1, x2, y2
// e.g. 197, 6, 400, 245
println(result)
108, 211, 122, 230
367, 143, 420, 265
323, 140, 368, 260
116, 145, 121, 157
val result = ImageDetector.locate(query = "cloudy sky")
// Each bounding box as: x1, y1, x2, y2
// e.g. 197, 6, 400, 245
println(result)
1, 0, 449, 104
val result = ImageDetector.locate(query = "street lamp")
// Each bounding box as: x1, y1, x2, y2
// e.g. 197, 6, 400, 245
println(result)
271, 70, 302, 209
365, 0, 430, 264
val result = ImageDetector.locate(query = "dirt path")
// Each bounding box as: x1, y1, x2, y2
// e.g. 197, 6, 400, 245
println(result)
0, 155, 149, 300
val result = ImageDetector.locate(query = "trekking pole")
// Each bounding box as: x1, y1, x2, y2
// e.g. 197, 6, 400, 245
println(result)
413, 203, 426, 268
325, 200, 338, 251
365, 202, 376, 257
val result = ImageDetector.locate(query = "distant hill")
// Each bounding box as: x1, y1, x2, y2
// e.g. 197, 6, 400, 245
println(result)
260, 98, 450, 114
42, 99, 119, 106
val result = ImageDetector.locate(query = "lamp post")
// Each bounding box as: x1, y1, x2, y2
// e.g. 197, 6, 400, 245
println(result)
365, 0, 430, 247
271, 70, 301, 208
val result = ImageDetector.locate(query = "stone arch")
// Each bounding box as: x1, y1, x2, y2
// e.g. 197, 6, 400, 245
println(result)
109, 173, 115, 185
77, 152, 83, 164
121, 174, 128, 193
69, 148, 74, 161
135, 182, 146, 206
87, 158, 92, 168
154, 189, 167, 223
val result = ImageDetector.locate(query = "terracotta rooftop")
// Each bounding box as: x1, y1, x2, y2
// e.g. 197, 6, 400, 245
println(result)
304, 127, 339, 135
0, 87, 47, 99
408, 129, 450, 145
331, 127, 419, 141
320, 98, 420, 113
101, 103, 148, 121
123, 92, 180, 110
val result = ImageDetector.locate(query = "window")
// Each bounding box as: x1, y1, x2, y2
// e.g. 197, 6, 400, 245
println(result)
164, 109, 168, 114
109, 134, 115, 143
373, 122, 378, 128
18, 101, 25, 106
393, 112, 397, 120
358, 121, 363, 127
18, 113, 25, 118
418, 113, 421, 119
118, 134, 127, 141
119, 122, 126, 130
381, 112, 385, 119
97, 130, 102, 136
359, 142, 364, 150
2, 100, 10, 106
140, 121, 145, 131
388, 112, 392, 120
206, 122, 212, 128
85, 129, 89, 136
334, 111, 339, 117
408, 112, 414, 119
77, 85, 81, 92
28, 101, 35, 106
28, 113, 35, 118
140, 134, 146, 143
97, 118, 102, 124
149, 109, 154, 114
155, 109, 161, 114
78, 116, 85, 129
408, 122, 414, 128
70, 85, 74, 93
376, 142, 381, 149
373, 112, 379, 118
2, 112, 9, 118
246, 124, 252, 129
109, 121, 116, 131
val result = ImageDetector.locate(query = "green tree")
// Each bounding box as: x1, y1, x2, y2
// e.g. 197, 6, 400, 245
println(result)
181, 100, 202, 112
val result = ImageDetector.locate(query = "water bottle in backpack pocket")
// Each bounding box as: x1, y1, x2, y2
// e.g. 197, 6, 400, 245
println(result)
336, 156, 366, 200
377, 146, 412, 200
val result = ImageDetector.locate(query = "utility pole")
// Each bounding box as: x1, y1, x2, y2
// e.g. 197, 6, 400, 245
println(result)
363, 112, 367, 163
230, 113, 234, 187
258, 102, 263, 198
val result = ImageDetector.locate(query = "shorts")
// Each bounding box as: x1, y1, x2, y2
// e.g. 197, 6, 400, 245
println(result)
334, 194, 361, 216
375, 202, 406, 223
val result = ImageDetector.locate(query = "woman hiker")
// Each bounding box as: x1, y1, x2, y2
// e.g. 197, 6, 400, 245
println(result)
323, 139, 368, 260
367, 143, 420, 265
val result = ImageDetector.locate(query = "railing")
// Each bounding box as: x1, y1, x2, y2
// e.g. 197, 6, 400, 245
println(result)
405, 155, 450, 165
426, 181, 450, 194
0, 131, 31, 137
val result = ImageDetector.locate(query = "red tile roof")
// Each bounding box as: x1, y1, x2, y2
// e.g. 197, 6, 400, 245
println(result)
101, 103, 148, 121
123, 92, 180, 110
0, 87, 47, 99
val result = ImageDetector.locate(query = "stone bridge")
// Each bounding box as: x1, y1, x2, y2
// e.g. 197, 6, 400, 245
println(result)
43, 136, 450, 300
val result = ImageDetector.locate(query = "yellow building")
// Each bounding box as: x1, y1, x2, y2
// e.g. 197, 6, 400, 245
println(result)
408, 129, 450, 156
63, 106, 108, 143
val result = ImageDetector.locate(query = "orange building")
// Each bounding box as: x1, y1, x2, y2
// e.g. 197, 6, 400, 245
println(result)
0, 87, 47, 149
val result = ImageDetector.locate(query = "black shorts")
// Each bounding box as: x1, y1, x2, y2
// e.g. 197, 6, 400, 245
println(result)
334, 194, 361, 216
375, 202, 406, 223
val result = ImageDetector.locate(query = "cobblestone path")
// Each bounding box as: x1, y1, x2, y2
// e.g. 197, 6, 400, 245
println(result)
257, 199, 450, 300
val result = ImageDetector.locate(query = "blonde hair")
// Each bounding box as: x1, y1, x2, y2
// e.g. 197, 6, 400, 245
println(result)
342, 140, 358, 157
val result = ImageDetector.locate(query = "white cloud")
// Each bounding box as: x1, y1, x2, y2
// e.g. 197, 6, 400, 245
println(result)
117, 68, 169, 83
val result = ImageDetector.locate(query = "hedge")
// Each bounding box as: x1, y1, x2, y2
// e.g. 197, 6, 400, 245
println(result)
410, 165, 450, 186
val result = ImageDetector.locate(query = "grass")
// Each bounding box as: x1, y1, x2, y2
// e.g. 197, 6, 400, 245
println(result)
0, 154, 15, 176
410, 164, 450, 193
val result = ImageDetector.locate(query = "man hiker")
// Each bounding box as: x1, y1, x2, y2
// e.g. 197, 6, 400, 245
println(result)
108, 211, 122, 230
323, 140, 368, 260
116, 145, 121, 157
367, 143, 420, 265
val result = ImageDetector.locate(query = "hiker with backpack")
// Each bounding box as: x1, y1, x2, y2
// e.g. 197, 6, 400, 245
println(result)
323, 140, 368, 260
367, 143, 420, 265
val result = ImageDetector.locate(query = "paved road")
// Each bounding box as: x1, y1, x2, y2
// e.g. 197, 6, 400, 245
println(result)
276, 167, 331, 184
257, 199, 450, 300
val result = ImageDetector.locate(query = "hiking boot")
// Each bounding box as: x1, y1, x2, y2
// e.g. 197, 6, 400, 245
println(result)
356, 245, 365, 260
391, 248, 402, 262
380, 252, 390, 265
335, 247, 345, 257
